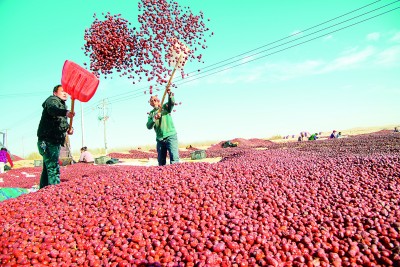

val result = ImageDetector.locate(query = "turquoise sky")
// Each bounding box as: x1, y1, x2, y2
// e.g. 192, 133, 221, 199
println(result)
1, 0, 399, 157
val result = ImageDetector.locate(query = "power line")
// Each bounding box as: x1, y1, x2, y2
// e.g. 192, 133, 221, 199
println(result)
177, 1, 400, 82
77, 0, 399, 109
103, 2, 400, 105
175, 5, 400, 86
0, 91, 48, 98
184, 0, 385, 75
6, 1, 400, 133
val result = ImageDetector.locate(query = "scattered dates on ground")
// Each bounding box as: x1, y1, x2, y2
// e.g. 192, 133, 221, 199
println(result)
0, 131, 399, 266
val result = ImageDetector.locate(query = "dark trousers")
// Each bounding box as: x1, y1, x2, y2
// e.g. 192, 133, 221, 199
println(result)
37, 140, 61, 189
156, 134, 179, 166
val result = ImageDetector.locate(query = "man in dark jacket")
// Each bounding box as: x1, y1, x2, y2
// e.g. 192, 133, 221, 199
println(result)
37, 85, 75, 189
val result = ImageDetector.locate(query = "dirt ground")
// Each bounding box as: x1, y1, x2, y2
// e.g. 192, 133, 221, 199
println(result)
11, 154, 221, 169
10, 124, 398, 169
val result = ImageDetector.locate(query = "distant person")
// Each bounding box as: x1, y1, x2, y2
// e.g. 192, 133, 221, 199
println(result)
330, 130, 337, 139
308, 133, 318, 141
336, 131, 342, 138
297, 136, 302, 142
0, 147, 14, 171
37, 84, 75, 189
146, 88, 179, 166
395, 127, 399, 133
79, 146, 94, 163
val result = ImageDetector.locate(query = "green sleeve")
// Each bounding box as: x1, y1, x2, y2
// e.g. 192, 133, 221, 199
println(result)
165, 95, 175, 113
146, 110, 155, 129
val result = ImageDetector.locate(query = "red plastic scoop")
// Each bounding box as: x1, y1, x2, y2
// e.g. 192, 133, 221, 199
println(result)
61, 60, 99, 131
61, 60, 99, 102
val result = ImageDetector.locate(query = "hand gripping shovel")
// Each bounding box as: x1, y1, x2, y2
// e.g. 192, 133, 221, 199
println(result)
61, 60, 100, 132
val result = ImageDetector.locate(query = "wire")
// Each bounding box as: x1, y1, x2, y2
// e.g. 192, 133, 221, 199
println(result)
184, 0, 385, 75
0, 91, 49, 98
175, 6, 400, 85
90, 0, 400, 107
176, 0, 400, 82
102, 2, 400, 104
6, 1, 400, 133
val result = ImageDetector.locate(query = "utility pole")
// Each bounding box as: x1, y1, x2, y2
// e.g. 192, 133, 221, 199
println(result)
0, 130, 7, 147
81, 102, 85, 148
98, 99, 109, 155
0, 131, 3, 147
4, 129, 7, 147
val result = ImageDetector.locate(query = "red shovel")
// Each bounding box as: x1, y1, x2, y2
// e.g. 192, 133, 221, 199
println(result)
61, 60, 99, 132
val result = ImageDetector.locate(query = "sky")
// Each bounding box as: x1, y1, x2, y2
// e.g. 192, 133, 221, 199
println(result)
1, 0, 399, 157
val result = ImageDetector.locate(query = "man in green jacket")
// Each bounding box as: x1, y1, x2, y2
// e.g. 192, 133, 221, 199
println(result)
37, 85, 75, 189
146, 88, 179, 166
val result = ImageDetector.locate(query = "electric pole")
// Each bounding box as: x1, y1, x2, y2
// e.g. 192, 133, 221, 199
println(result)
98, 99, 109, 155
0, 129, 7, 148
4, 129, 7, 147
81, 102, 85, 148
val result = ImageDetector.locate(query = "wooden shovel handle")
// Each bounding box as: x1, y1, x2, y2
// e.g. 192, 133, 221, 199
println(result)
68, 99, 75, 133
158, 54, 183, 113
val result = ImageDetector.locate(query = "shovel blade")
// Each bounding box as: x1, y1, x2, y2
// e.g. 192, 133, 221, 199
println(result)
61, 60, 99, 102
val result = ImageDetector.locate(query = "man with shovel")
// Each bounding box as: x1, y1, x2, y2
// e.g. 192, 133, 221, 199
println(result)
37, 85, 75, 189
146, 88, 179, 166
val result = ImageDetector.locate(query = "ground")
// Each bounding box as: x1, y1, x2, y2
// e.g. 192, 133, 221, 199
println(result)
8, 124, 399, 169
